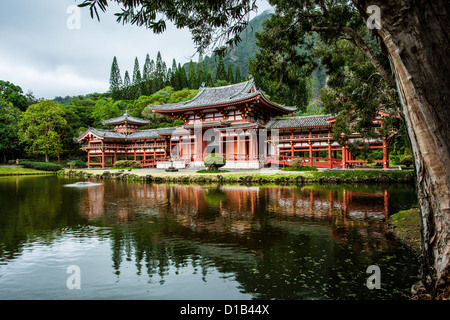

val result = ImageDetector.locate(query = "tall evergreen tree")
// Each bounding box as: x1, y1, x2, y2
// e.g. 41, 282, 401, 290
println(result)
235, 65, 241, 83
179, 63, 188, 89
215, 56, 226, 82
227, 64, 234, 84
188, 60, 198, 89
142, 54, 152, 81
155, 51, 165, 91
123, 71, 131, 100
109, 56, 123, 99
132, 57, 141, 85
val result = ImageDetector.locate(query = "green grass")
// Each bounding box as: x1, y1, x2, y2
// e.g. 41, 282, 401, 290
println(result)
196, 170, 230, 173
0, 167, 56, 176
281, 166, 318, 172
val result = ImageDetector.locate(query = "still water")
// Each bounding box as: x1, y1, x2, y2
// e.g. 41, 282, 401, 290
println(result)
0, 175, 420, 300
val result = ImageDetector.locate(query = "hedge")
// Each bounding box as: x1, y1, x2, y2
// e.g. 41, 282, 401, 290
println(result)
20, 161, 63, 172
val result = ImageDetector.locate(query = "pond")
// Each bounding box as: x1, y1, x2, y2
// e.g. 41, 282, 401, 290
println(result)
0, 175, 420, 300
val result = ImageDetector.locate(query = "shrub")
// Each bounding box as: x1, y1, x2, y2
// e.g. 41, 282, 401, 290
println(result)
20, 161, 63, 172
67, 160, 87, 168
203, 153, 226, 171
113, 160, 141, 168
389, 155, 401, 165
289, 158, 305, 167
400, 155, 414, 168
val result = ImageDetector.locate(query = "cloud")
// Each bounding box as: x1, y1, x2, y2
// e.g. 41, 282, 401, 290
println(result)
0, 0, 272, 99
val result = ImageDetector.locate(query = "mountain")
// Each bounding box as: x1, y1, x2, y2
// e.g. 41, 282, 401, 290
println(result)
185, 9, 273, 79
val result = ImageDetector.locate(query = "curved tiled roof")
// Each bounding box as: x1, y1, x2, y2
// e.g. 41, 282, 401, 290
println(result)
102, 111, 150, 126
265, 115, 335, 129
150, 78, 296, 113
77, 127, 177, 141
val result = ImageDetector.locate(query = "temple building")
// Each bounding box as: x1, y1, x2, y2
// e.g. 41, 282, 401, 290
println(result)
78, 77, 392, 169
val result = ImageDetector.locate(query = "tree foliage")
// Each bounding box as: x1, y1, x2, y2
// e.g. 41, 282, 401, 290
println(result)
0, 99, 22, 162
18, 101, 68, 162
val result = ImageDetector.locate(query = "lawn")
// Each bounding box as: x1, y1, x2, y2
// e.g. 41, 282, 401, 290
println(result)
0, 166, 55, 176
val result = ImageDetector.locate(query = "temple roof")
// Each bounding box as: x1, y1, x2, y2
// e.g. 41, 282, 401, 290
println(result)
102, 111, 150, 126
265, 115, 335, 129
77, 127, 177, 141
150, 77, 297, 113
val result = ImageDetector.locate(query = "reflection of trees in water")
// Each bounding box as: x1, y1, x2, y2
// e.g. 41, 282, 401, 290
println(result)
0, 177, 419, 299
98, 182, 419, 299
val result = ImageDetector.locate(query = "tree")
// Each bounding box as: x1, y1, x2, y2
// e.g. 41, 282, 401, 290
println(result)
81, 0, 450, 299
18, 100, 67, 162
0, 80, 35, 111
123, 71, 131, 100
154, 51, 166, 91
188, 60, 198, 89
227, 64, 234, 84
132, 57, 142, 85
109, 56, 123, 100
235, 65, 241, 83
215, 56, 226, 82
0, 99, 21, 163
142, 53, 154, 95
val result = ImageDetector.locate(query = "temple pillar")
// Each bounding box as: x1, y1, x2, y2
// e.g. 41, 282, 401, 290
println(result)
309, 141, 313, 166
383, 139, 389, 169
328, 142, 332, 168
342, 145, 347, 169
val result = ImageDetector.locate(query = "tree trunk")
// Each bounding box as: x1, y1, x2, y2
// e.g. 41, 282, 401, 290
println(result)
353, 0, 450, 299
45, 150, 49, 163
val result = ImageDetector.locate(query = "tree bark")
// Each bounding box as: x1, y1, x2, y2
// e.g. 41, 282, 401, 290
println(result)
353, 0, 450, 299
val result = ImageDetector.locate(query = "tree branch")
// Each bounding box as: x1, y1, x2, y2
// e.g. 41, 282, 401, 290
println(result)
311, 25, 395, 84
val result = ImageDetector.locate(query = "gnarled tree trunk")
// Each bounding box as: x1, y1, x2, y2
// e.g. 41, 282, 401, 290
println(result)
353, 0, 450, 299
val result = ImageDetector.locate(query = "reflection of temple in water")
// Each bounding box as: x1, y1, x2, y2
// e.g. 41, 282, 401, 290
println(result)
74, 181, 418, 299
79, 182, 391, 239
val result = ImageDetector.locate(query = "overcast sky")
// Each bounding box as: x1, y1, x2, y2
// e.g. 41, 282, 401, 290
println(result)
0, 0, 272, 99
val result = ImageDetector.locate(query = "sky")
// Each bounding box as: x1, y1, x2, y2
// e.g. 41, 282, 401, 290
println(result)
0, 0, 273, 99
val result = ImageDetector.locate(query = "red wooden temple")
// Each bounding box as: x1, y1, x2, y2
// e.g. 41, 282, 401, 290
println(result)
78, 77, 393, 169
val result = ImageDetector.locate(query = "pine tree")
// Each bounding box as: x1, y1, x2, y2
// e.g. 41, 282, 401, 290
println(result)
170, 59, 178, 88
188, 60, 197, 89
227, 64, 234, 84
197, 54, 204, 86
109, 56, 122, 99
179, 63, 188, 89
215, 56, 226, 82
206, 71, 214, 87
235, 65, 241, 83
132, 57, 141, 85
142, 54, 152, 82
155, 51, 165, 91
123, 71, 131, 100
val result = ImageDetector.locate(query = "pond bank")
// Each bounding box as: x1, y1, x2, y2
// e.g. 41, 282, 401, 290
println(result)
0, 166, 56, 176
60, 168, 415, 185
387, 208, 422, 255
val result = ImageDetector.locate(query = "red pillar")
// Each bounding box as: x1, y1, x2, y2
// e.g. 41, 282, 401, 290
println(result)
328, 142, 332, 168
383, 139, 389, 169
342, 145, 347, 169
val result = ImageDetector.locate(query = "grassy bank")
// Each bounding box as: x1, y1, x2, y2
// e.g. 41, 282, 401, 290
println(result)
388, 208, 422, 254
61, 168, 415, 184
0, 166, 56, 176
